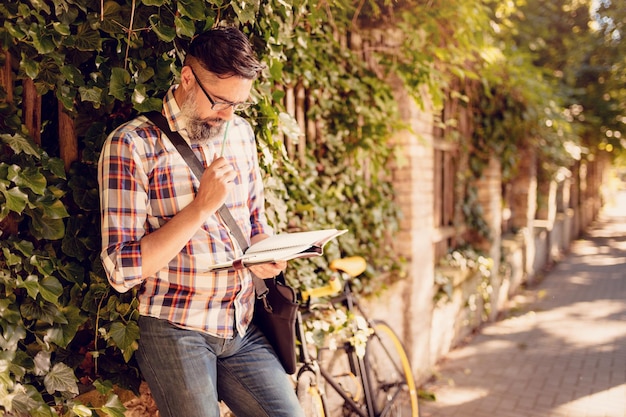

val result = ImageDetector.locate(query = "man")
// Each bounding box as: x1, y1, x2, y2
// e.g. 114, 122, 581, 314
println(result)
98, 26, 304, 417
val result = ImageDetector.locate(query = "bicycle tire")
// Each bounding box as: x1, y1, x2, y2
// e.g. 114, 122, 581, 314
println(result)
364, 321, 420, 417
296, 369, 326, 417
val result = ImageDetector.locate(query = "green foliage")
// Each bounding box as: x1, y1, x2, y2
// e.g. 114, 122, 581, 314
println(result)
0, 0, 404, 415
434, 246, 493, 307
1, 0, 623, 415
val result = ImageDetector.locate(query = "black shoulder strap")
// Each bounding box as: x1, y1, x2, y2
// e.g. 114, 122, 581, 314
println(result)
145, 111, 205, 179
144, 111, 269, 296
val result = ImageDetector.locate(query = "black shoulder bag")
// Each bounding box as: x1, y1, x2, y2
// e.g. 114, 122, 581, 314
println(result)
144, 112, 299, 374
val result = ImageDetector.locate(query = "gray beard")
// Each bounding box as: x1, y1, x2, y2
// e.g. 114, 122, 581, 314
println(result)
180, 89, 226, 144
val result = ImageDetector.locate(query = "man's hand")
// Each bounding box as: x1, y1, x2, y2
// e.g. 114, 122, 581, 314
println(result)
247, 235, 287, 278
193, 155, 236, 216
140, 155, 235, 278
248, 261, 287, 279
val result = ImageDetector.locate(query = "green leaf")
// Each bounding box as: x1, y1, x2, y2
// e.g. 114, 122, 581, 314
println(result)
33, 350, 51, 376
74, 23, 103, 51
12, 239, 35, 257
6, 20, 27, 39
108, 321, 140, 362
29, 254, 54, 276
18, 275, 40, 299
72, 404, 93, 417
20, 298, 59, 324
278, 112, 302, 141
231, 0, 260, 24
109, 67, 131, 101
29, 0, 52, 14
56, 84, 76, 111
39, 276, 63, 304
177, 0, 206, 20
0, 184, 28, 214
0, 322, 27, 351
131, 83, 148, 105
43, 362, 79, 396
29, 214, 65, 240
20, 56, 40, 80
142, 0, 165, 5
11, 385, 48, 417
60, 64, 85, 87
31, 27, 57, 54
14, 167, 47, 195
42, 156, 66, 180
0, 133, 40, 157
79, 86, 104, 104
0, 269, 17, 292
52, 22, 71, 36
2, 247, 23, 267
94, 379, 115, 395
175, 16, 196, 39
38, 197, 70, 219
57, 261, 85, 285
133, 97, 162, 113
101, 394, 126, 417
136, 67, 155, 84
61, 234, 87, 261
149, 15, 176, 42
46, 306, 86, 347
269, 60, 284, 81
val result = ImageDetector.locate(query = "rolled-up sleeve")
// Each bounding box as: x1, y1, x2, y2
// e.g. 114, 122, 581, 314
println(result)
98, 130, 149, 292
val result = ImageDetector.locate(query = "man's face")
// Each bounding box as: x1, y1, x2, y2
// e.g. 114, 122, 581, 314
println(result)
181, 67, 254, 144
180, 87, 226, 144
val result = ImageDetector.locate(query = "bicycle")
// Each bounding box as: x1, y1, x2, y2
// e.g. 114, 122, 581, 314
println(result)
294, 256, 420, 417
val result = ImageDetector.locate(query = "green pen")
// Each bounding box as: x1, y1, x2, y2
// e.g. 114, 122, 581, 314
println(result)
220, 121, 230, 157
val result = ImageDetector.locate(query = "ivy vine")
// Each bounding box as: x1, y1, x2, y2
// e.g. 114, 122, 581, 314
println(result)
0, 1, 405, 415
1, 0, 618, 415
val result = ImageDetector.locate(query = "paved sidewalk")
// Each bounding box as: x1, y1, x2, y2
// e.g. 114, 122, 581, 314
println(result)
419, 191, 626, 417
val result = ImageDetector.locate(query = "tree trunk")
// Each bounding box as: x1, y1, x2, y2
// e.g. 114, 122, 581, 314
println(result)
58, 104, 79, 171
23, 78, 42, 144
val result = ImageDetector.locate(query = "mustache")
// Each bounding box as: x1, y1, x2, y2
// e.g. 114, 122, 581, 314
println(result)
200, 117, 225, 127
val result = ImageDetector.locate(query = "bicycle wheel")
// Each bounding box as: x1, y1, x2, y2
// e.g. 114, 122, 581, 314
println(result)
296, 369, 326, 417
364, 321, 420, 417
316, 346, 365, 416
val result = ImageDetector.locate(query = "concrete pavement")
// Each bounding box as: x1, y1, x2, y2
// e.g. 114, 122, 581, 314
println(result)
419, 191, 626, 417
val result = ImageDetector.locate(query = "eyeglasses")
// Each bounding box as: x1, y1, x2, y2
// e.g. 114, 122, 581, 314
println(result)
189, 67, 253, 112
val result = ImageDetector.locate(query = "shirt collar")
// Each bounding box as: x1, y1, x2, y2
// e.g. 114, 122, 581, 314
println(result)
162, 85, 188, 137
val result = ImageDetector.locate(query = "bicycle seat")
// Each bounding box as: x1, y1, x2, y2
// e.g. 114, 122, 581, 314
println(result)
329, 256, 367, 278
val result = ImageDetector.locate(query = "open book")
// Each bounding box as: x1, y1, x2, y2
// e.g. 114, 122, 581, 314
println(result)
207, 229, 348, 271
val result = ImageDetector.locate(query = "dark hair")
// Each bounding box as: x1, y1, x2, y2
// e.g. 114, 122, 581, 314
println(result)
186, 26, 264, 79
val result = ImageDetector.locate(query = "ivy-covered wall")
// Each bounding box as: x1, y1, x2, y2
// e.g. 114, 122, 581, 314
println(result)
0, 2, 407, 415
0, 0, 621, 415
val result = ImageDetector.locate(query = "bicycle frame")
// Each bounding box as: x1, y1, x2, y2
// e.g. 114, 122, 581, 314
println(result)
296, 279, 391, 417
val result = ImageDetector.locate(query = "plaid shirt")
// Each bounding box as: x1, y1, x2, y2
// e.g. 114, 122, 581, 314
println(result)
98, 86, 272, 338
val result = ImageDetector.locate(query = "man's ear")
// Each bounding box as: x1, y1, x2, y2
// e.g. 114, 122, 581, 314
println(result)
180, 66, 194, 90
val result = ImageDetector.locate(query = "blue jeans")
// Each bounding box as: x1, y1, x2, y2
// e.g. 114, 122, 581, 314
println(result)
136, 316, 304, 417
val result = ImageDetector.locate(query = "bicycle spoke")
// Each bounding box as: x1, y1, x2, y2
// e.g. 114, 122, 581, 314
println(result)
364, 321, 420, 417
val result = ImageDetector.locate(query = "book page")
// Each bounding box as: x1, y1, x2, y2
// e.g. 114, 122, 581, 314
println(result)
241, 245, 320, 264
245, 229, 347, 255
204, 229, 347, 271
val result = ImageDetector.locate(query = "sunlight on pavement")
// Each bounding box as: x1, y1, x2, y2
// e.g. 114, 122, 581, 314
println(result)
536, 300, 626, 346
577, 255, 626, 266
428, 386, 489, 407
553, 383, 626, 417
